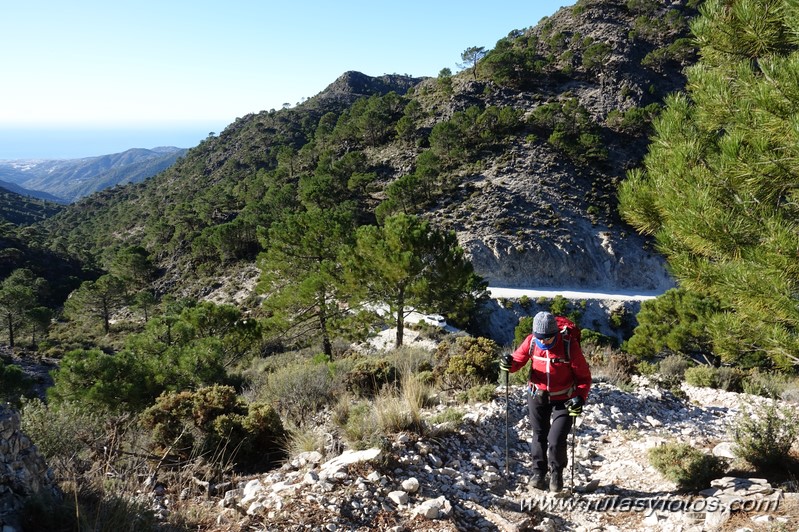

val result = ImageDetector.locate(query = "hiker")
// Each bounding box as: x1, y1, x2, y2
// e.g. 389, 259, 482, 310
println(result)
500, 311, 591, 492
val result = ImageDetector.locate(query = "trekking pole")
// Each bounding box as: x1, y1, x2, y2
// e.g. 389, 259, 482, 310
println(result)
570, 414, 577, 492
505, 372, 510, 476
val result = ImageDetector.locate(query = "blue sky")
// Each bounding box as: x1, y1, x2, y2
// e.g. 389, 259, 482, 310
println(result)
1, 1, 572, 159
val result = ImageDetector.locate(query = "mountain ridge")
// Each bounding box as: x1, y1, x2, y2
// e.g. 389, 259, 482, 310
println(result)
34, 0, 696, 323
0, 146, 187, 202
0, 179, 65, 204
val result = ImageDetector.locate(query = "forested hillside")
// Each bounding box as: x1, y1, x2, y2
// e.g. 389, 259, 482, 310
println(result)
0, 223, 87, 305
38, 0, 697, 299
4, 0, 706, 360
1, 0, 709, 396
0, 187, 63, 225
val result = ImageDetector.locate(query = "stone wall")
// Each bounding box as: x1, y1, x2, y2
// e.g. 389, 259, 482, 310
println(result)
0, 405, 58, 531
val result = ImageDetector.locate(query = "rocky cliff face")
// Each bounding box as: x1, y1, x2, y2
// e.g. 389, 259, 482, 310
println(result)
417, 0, 696, 292
445, 143, 674, 291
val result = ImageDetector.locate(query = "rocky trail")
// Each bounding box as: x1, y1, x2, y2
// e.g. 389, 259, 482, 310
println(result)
168, 380, 798, 531
3, 348, 798, 531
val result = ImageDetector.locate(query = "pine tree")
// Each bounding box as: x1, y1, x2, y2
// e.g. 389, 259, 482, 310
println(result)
257, 206, 356, 358
0, 269, 44, 348
65, 274, 128, 334
346, 213, 485, 348
619, 0, 799, 369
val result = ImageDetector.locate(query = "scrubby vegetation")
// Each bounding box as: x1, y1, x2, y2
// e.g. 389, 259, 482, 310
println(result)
732, 401, 799, 470
648, 442, 726, 491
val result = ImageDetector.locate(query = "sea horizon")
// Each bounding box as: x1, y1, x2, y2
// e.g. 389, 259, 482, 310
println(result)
0, 123, 229, 160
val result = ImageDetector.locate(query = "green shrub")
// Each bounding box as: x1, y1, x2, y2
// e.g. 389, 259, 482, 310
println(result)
636, 360, 658, 376
623, 288, 718, 360
20, 398, 106, 474
342, 356, 398, 397
658, 354, 691, 385
139, 385, 285, 471
648, 442, 726, 491
311, 352, 331, 365
642, 39, 695, 71
732, 401, 799, 469
715, 366, 745, 392
416, 370, 435, 385
550, 295, 569, 316
0, 361, 30, 403
606, 104, 661, 134
259, 361, 334, 426
514, 316, 533, 346
246, 351, 304, 377
741, 368, 787, 399
49, 304, 248, 411
435, 335, 500, 389
428, 407, 464, 426
48, 349, 160, 412
582, 42, 611, 71
467, 384, 496, 403
609, 307, 629, 330
626, 0, 658, 15
684, 365, 716, 388
581, 328, 615, 348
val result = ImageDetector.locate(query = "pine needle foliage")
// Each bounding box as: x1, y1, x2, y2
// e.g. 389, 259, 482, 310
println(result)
619, 0, 799, 370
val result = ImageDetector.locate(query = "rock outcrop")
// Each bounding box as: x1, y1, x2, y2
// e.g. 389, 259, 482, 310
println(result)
0, 405, 59, 532
434, 0, 699, 292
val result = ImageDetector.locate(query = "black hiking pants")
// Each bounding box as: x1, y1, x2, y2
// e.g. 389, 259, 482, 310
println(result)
527, 392, 573, 475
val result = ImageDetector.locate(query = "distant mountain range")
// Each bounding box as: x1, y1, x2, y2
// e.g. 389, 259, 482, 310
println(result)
0, 178, 64, 204
0, 146, 187, 203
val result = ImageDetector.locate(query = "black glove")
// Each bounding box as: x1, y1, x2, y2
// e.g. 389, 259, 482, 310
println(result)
499, 352, 513, 372
565, 396, 584, 416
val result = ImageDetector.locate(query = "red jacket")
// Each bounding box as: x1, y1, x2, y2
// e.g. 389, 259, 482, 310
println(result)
509, 332, 591, 401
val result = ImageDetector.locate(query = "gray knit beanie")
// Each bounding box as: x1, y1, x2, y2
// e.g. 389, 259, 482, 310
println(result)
532, 311, 558, 339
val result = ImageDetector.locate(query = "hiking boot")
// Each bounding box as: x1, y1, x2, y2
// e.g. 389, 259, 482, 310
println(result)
549, 469, 563, 492
530, 471, 547, 490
